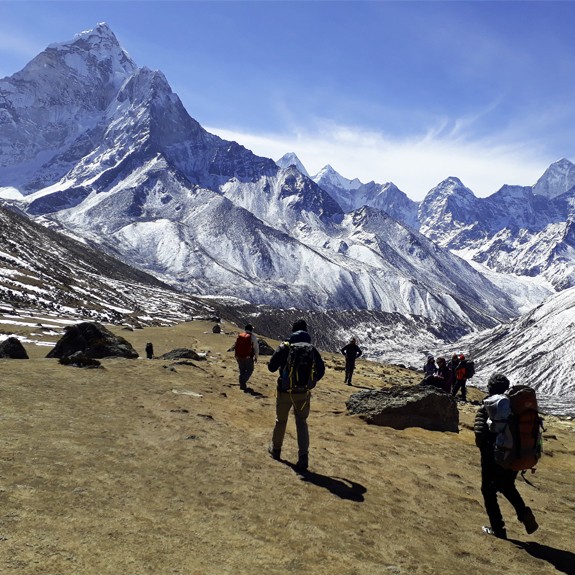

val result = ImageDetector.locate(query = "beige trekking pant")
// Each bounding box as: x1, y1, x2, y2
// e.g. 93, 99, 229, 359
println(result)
271, 390, 310, 457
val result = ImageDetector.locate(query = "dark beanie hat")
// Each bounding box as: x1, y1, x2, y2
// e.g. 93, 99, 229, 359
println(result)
487, 373, 510, 395
244, 324, 254, 332
292, 319, 308, 332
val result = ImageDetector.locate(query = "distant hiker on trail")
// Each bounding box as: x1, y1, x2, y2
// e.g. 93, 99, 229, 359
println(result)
452, 354, 468, 401
234, 324, 259, 391
474, 373, 539, 540
423, 355, 437, 378
145, 342, 154, 359
267, 319, 325, 472
341, 337, 362, 385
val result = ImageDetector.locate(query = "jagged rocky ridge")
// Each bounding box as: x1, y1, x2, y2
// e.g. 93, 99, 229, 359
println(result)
305, 155, 575, 291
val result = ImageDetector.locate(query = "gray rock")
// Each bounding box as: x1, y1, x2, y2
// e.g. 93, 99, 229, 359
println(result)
46, 322, 138, 359
0, 337, 29, 359
159, 348, 204, 361
346, 385, 459, 432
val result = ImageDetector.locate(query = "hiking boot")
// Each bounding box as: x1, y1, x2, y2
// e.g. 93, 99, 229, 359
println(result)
521, 508, 539, 534
482, 526, 507, 539
239, 383, 247, 391
295, 453, 308, 472
268, 445, 281, 460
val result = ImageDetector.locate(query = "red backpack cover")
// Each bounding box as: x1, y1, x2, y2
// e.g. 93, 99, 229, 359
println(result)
235, 332, 253, 358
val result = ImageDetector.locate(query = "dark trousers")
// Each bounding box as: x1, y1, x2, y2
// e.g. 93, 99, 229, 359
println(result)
452, 378, 467, 400
236, 357, 254, 389
344, 361, 356, 384
481, 456, 527, 532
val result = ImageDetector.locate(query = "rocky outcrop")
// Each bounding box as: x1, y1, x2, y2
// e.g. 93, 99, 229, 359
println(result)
159, 348, 204, 361
0, 337, 29, 359
346, 385, 459, 432
46, 322, 138, 359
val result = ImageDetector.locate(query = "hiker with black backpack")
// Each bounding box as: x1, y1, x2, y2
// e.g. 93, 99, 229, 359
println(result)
267, 319, 325, 471
474, 373, 539, 539
234, 324, 259, 391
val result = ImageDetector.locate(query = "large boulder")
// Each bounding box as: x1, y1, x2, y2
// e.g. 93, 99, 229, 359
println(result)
346, 385, 459, 432
46, 322, 138, 359
159, 348, 205, 361
0, 337, 29, 359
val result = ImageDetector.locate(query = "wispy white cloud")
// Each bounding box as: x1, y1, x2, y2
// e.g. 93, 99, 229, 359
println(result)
207, 121, 551, 201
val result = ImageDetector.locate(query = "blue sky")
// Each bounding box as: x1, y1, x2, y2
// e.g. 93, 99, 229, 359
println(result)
1, 0, 574, 200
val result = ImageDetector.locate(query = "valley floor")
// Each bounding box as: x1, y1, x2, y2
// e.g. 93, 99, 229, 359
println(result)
1, 319, 574, 575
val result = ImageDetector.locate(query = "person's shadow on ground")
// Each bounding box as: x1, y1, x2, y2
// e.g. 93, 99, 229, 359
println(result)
509, 539, 575, 575
282, 461, 367, 502
243, 387, 266, 398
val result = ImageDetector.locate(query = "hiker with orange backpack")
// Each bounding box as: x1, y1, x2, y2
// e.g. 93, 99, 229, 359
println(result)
234, 324, 259, 391
474, 373, 539, 539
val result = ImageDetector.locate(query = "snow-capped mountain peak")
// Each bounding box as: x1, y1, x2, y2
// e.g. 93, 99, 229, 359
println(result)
532, 157, 575, 199
313, 164, 363, 191
276, 153, 309, 177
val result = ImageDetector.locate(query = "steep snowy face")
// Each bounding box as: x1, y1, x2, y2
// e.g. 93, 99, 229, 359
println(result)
311, 164, 363, 212
532, 158, 575, 199
221, 165, 344, 235
417, 177, 575, 289
467, 286, 575, 416
353, 181, 420, 229
276, 152, 310, 177
0, 23, 137, 191
418, 177, 480, 246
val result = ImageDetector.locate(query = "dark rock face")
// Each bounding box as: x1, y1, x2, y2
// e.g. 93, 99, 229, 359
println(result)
59, 352, 102, 368
0, 337, 29, 359
346, 385, 459, 432
257, 338, 275, 356
159, 348, 204, 361
46, 322, 138, 359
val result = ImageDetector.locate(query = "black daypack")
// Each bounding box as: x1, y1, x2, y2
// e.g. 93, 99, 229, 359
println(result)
465, 360, 475, 379
280, 342, 317, 392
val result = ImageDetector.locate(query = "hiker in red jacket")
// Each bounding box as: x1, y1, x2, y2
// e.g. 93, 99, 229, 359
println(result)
234, 324, 259, 391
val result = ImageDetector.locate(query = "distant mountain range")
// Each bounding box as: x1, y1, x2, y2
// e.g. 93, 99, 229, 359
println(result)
1, 23, 574, 409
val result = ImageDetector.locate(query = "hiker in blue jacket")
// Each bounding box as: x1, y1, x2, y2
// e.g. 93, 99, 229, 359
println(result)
474, 373, 539, 539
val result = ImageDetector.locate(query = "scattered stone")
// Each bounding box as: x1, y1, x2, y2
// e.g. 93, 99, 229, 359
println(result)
212, 324, 221, 334
346, 384, 459, 432
46, 322, 139, 359
0, 337, 29, 359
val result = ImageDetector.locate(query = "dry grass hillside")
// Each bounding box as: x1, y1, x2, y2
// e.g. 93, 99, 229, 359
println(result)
1, 318, 574, 575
